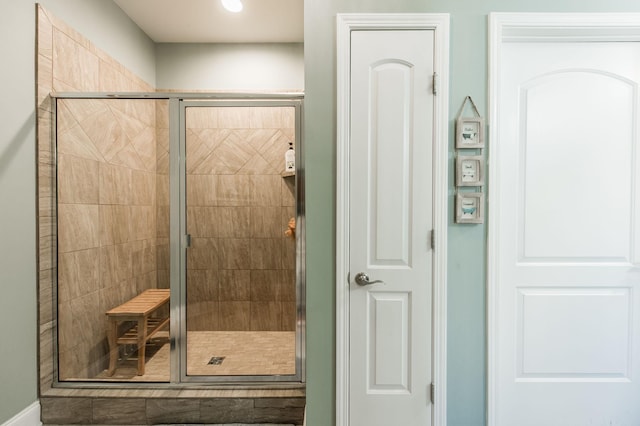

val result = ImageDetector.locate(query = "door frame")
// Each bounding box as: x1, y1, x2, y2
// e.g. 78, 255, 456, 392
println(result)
487, 12, 640, 426
336, 14, 450, 426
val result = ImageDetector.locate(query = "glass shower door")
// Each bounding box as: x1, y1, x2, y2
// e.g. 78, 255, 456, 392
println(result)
181, 101, 302, 381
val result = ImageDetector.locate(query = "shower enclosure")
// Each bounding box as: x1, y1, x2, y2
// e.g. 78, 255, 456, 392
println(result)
53, 93, 304, 384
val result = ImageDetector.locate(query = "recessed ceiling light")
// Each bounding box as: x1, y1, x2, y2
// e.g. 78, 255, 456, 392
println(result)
221, 0, 243, 13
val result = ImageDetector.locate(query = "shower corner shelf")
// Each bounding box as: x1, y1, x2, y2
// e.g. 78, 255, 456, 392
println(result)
282, 171, 295, 178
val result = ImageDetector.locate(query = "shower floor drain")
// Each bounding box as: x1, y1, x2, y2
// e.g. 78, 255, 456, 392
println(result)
208, 356, 225, 365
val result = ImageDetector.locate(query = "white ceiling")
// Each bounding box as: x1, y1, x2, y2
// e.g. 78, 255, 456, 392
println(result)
113, 0, 303, 43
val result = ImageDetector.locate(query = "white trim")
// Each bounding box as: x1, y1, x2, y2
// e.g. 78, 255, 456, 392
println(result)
2, 402, 41, 426
336, 13, 449, 426
487, 12, 640, 426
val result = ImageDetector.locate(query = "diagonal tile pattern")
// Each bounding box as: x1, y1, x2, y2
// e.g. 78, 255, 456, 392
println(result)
185, 107, 297, 333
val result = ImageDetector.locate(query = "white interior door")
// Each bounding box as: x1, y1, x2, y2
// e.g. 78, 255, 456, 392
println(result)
491, 19, 640, 425
349, 29, 434, 426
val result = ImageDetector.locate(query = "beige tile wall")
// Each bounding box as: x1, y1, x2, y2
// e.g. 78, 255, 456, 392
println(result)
56, 98, 158, 379
185, 106, 296, 332
40, 395, 305, 425
36, 5, 159, 381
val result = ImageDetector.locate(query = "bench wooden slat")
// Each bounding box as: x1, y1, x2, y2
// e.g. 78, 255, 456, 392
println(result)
106, 289, 170, 316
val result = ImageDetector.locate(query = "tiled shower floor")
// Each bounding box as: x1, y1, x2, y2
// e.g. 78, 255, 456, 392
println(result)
96, 331, 296, 381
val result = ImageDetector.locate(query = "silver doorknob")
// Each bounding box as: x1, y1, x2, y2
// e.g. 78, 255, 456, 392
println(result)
354, 272, 385, 286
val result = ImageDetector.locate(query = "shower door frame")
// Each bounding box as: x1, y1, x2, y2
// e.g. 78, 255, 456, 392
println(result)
176, 98, 306, 383
50, 92, 306, 387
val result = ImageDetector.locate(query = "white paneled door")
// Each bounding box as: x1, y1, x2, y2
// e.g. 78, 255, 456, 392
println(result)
490, 15, 640, 426
349, 29, 434, 426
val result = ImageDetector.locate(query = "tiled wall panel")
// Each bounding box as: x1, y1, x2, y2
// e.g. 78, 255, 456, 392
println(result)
186, 107, 296, 331
56, 97, 158, 379
37, 5, 159, 381
40, 396, 305, 425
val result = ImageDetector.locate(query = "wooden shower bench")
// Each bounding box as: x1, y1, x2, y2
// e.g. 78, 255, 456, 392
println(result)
105, 288, 170, 376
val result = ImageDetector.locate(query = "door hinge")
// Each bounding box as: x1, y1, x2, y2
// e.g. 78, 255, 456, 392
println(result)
432, 72, 438, 95
430, 382, 435, 404
430, 230, 435, 250
185, 234, 192, 248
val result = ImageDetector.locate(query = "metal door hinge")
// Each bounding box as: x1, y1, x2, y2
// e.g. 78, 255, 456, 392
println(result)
185, 234, 192, 248
430, 230, 435, 250
432, 72, 438, 95
430, 382, 435, 404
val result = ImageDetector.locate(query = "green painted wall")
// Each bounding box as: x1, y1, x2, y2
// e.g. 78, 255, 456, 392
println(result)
156, 43, 304, 91
303, 1, 640, 425
0, 0, 38, 422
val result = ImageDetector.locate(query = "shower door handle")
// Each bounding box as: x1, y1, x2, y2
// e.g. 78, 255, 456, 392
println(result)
354, 272, 384, 286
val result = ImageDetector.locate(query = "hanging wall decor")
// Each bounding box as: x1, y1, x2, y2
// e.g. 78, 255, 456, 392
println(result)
455, 95, 485, 224
456, 96, 485, 149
